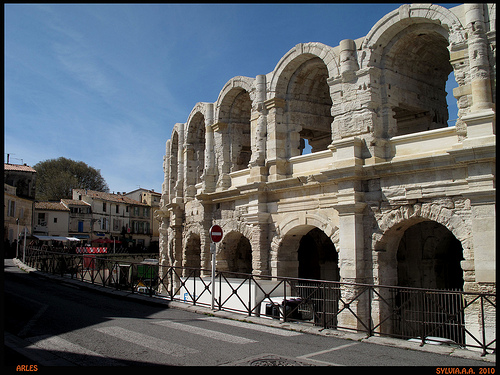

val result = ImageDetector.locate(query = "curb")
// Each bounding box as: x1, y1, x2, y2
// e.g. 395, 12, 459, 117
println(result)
11, 259, 496, 364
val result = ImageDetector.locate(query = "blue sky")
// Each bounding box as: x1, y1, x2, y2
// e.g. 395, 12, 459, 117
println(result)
4, 3, 460, 194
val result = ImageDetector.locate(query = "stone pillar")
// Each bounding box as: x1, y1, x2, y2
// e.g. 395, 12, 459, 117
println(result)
248, 74, 268, 183
334, 184, 368, 330
163, 139, 171, 203
339, 39, 359, 80
174, 123, 184, 202
203, 104, 216, 193
465, 4, 494, 112
461, 4, 495, 149
265, 97, 288, 181
213, 122, 231, 190
242, 186, 270, 276
200, 213, 214, 277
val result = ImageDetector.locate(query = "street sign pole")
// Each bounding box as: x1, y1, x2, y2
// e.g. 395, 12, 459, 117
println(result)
209, 225, 223, 311
210, 242, 216, 310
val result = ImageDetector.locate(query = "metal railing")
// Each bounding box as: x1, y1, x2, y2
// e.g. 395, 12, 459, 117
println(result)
22, 247, 496, 356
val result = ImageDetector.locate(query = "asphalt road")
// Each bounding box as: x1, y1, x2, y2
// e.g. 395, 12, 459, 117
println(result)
3, 259, 495, 369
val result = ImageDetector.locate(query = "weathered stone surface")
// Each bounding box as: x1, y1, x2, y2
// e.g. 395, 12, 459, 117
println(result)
159, 3, 495, 336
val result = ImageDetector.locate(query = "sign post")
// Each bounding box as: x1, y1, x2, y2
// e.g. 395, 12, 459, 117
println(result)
209, 225, 223, 310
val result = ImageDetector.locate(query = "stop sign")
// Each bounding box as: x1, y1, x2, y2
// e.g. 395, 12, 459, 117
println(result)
209, 224, 223, 243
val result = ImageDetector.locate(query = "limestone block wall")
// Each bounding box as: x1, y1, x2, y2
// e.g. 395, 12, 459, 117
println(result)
158, 3, 496, 332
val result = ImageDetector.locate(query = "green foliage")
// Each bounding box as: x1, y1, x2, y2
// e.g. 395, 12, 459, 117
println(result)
34, 157, 109, 201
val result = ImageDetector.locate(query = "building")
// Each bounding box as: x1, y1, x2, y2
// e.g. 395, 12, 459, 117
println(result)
61, 198, 93, 241
72, 189, 151, 248
4, 163, 37, 254
158, 4, 495, 340
33, 201, 70, 237
4, 183, 34, 256
125, 188, 162, 247
4, 163, 37, 200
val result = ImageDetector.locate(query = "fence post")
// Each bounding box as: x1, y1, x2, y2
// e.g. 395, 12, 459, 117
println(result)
368, 285, 373, 337
480, 295, 486, 356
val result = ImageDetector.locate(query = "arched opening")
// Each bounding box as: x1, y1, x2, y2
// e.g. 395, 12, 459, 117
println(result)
383, 25, 453, 136
395, 221, 465, 343
277, 226, 339, 326
285, 57, 333, 156
185, 112, 205, 195
169, 132, 179, 198
228, 90, 252, 172
184, 233, 201, 273
217, 231, 252, 275
298, 227, 339, 281
397, 221, 464, 290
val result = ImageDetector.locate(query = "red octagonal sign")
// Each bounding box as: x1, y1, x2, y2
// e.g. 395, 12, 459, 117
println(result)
209, 225, 223, 243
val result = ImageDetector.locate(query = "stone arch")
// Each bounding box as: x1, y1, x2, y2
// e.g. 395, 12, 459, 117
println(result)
185, 105, 207, 196
273, 213, 340, 279
214, 78, 254, 174
361, 4, 465, 138
168, 125, 183, 200
215, 76, 256, 120
216, 230, 252, 275
278, 212, 338, 243
268, 43, 338, 158
372, 202, 473, 287
269, 42, 340, 96
362, 4, 465, 63
373, 202, 471, 252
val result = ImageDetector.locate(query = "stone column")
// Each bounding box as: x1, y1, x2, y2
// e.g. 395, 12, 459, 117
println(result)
465, 4, 494, 112
339, 39, 359, 80
174, 123, 184, 202
203, 104, 216, 193
333, 182, 368, 331
265, 97, 288, 181
213, 122, 231, 190
461, 4, 495, 148
163, 139, 171, 203
242, 186, 270, 276
248, 74, 268, 183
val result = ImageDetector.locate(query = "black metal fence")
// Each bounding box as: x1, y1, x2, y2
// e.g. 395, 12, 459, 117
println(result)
22, 247, 495, 356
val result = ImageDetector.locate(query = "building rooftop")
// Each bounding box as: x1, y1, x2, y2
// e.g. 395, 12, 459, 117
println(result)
4, 163, 36, 173
73, 189, 147, 206
35, 201, 70, 211
61, 199, 91, 207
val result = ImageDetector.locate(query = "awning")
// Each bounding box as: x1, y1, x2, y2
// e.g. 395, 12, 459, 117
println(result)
34, 235, 83, 242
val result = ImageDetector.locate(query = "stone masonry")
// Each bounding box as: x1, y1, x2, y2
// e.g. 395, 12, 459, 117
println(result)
157, 4, 495, 339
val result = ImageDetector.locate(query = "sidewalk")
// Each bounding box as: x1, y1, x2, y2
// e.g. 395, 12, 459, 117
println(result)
12, 258, 496, 364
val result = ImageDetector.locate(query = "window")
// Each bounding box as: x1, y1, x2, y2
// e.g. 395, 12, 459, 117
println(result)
103, 202, 107, 212
38, 213, 46, 226
54, 217, 58, 223
116, 205, 119, 214
101, 218, 109, 231
8, 200, 16, 217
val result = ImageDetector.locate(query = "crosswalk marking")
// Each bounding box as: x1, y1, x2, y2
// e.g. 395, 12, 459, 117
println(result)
153, 320, 258, 344
95, 326, 199, 357
198, 316, 303, 337
27, 335, 123, 366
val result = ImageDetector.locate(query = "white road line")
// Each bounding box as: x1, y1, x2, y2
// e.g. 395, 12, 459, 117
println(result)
198, 316, 303, 337
27, 334, 122, 366
153, 320, 258, 344
297, 342, 360, 366
95, 326, 199, 357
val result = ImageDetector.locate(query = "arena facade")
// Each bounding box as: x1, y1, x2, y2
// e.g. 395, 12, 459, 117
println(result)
157, 3, 495, 335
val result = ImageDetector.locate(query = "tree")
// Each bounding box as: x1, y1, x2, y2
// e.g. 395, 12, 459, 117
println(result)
34, 157, 109, 201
